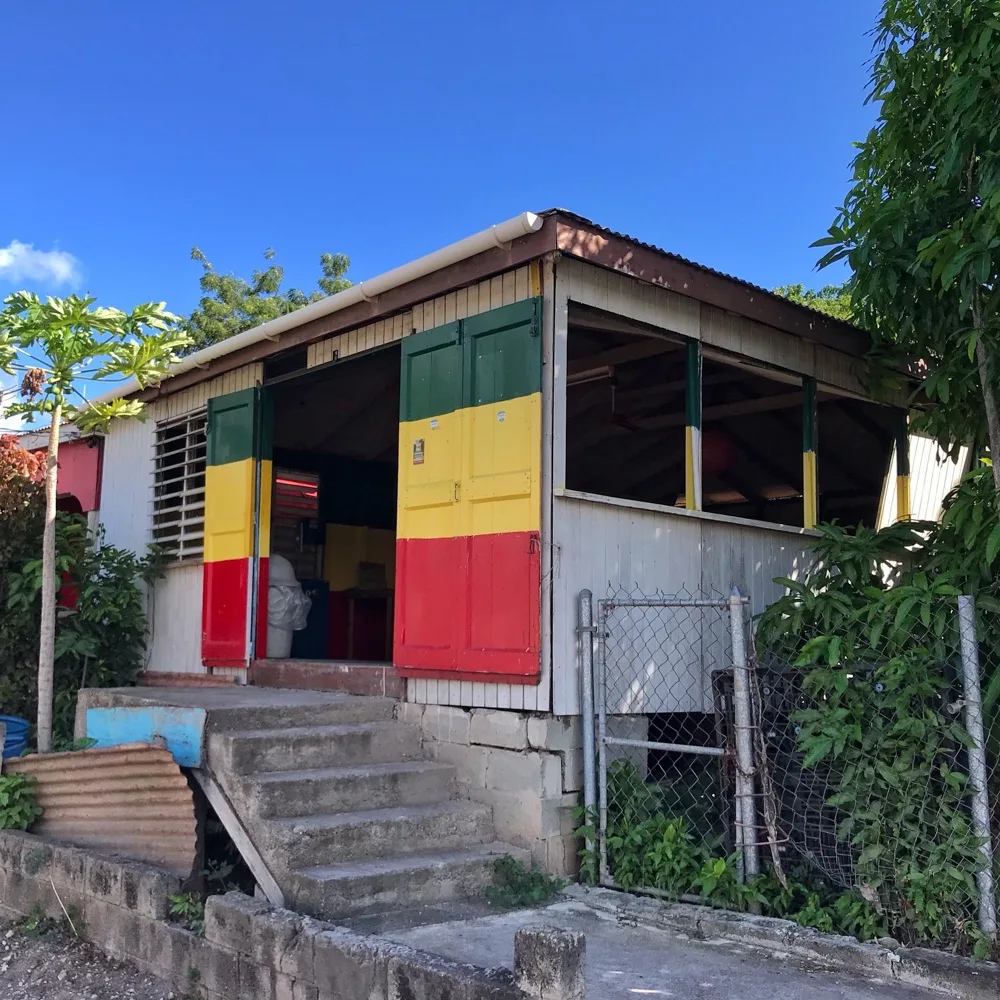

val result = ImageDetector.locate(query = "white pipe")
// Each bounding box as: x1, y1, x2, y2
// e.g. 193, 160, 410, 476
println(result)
89, 211, 542, 408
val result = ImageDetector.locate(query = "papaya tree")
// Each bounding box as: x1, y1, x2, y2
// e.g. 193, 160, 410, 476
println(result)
816, 0, 1000, 487
0, 293, 188, 751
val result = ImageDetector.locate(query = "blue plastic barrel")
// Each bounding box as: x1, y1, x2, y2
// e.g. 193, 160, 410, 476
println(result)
0, 715, 30, 759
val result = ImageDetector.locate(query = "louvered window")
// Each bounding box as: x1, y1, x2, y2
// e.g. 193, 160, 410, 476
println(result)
152, 410, 207, 561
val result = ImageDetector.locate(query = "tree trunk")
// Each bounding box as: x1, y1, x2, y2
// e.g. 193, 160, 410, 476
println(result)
36, 403, 61, 753
974, 336, 1000, 492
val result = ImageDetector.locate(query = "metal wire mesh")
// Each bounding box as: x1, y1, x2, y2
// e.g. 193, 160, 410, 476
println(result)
596, 586, 745, 894
590, 584, 1000, 951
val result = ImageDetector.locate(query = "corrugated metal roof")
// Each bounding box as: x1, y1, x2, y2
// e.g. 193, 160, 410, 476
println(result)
540, 208, 855, 328
6, 742, 196, 875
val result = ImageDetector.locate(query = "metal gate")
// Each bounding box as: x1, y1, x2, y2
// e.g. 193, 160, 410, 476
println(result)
579, 587, 757, 894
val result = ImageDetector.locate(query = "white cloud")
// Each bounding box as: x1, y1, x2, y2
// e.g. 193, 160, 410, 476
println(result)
0, 240, 81, 286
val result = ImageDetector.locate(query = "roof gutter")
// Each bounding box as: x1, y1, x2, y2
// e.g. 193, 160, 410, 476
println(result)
89, 211, 543, 408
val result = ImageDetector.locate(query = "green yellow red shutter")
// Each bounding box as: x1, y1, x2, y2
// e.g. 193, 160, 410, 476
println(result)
395, 298, 542, 681
201, 387, 272, 667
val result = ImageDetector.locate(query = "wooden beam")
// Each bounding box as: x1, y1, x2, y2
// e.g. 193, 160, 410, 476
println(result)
568, 338, 682, 376
638, 391, 803, 430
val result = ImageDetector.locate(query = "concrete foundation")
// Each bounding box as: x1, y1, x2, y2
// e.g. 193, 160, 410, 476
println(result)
401, 706, 585, 875
0, 830, 583, 1000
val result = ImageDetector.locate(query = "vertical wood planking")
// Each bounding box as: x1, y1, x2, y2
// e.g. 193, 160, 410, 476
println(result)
549, 493, 815, 715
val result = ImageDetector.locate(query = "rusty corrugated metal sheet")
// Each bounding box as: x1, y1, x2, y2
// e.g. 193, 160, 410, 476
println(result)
540, 208, 866, 331
5, 742, 196, 875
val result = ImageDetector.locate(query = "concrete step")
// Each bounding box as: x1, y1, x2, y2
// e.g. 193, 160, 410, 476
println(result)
267, 800, 495, 867
288, 843, 528, 919
205, 694, 396, 733
248, 760, 457, 818
208, 721, 422, 775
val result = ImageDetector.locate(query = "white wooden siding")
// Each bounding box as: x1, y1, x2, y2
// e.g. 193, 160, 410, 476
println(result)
550, 490, 816, 716
308, 264, 538, 369
558, 257, 906, 405
878, 433, 971, 527
99, 362, 263, 677
145, 563, 204, 674
99, 414, 154, 554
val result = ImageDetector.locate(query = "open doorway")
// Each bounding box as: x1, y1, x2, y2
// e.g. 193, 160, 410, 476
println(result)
265, 345, 400, 663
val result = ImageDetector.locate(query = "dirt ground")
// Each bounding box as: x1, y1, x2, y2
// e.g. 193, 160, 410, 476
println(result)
0, 921, 175, 1000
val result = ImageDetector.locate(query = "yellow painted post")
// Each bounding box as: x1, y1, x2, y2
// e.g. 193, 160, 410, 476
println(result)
896, 410, 911, 522
802, 377, 818, 528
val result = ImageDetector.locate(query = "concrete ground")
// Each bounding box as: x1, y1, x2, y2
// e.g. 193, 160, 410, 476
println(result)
385, 899, 948, 1000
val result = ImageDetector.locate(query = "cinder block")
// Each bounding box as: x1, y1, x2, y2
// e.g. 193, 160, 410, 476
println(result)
422, 705, 471, 745
429, 741, 488, 788
527, 716, 582, 752
138, 915, 188, 975
292, 984, 319, 1000
560, 749, 584, 793
470, 710, 528, 749
515, 925, 586, 1000
538, 794, 580, 841
468, 788, 540, 842
387, 953, 518, 1000
187, 934, 240, 998
277, 915, 325, 982
238, 955, 276, 1000
0, 831, 33, 875
49, 843, 89, 893
485, 750, 563, 798
120, 864, 182, 920
273, 971, 296, 1000
396, 702, 424, 727
85, 897, 141, 963
206, 892, 273, 953
312, 927, 386, 999
251, 907, 303, 972
85, 854, 124, 905
546, 835, 581, 878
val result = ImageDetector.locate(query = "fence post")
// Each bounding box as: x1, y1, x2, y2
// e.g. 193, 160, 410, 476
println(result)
729, 588, 759, 880
596, 599, 610, 886
957, 594, 997, 937
578, 590, 597, 862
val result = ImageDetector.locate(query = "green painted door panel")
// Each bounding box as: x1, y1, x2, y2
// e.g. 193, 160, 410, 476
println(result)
400, 321, 463, 423
464, 298, 542, 407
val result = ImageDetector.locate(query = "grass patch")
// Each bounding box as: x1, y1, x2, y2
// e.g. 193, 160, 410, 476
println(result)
484, 855, 567, 908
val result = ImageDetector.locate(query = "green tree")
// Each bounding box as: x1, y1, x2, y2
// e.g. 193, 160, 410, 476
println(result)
0, 294, 188, 751
772, 283, 853, 323
183, 247, 352, 352
815, 1, 1000, 486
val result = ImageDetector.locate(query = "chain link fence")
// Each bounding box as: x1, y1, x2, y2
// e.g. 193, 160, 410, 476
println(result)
580, 585, 1000, 954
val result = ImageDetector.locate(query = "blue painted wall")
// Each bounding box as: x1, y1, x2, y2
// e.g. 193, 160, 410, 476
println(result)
86, 706, 206, 768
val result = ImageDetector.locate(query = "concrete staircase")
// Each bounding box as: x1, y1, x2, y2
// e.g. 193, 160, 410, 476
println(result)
204, 693, 521, 922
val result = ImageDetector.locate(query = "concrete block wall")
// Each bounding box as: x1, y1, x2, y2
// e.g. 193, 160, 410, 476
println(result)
0, 830, 583, 1000
398, 706, 585, 875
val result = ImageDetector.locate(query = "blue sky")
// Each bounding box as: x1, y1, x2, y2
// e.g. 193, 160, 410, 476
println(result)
1, 1, 880, 398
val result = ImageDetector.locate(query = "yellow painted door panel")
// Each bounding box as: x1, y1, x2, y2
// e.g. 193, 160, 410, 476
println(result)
397, 412, 462, 540
204, 459, 255, 562
463, 393, 541, 537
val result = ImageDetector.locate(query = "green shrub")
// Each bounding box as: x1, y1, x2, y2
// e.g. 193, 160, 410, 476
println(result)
1, 514, 163, 747
0, 773, 42, 830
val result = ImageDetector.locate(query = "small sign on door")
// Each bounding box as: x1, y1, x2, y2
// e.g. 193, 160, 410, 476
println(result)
412, 438, 425, 465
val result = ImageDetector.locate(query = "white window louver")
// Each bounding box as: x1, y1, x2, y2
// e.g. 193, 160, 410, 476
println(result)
152, 410, 207, 562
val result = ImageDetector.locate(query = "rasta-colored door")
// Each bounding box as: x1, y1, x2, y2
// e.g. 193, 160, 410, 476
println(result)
201, 386, 273, 668
394, 298, 542, 682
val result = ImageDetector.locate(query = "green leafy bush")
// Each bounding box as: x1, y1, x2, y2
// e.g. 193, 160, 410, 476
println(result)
754, 466, 1000, 954
0, 773, 42, 830
1, 514, 163, 746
